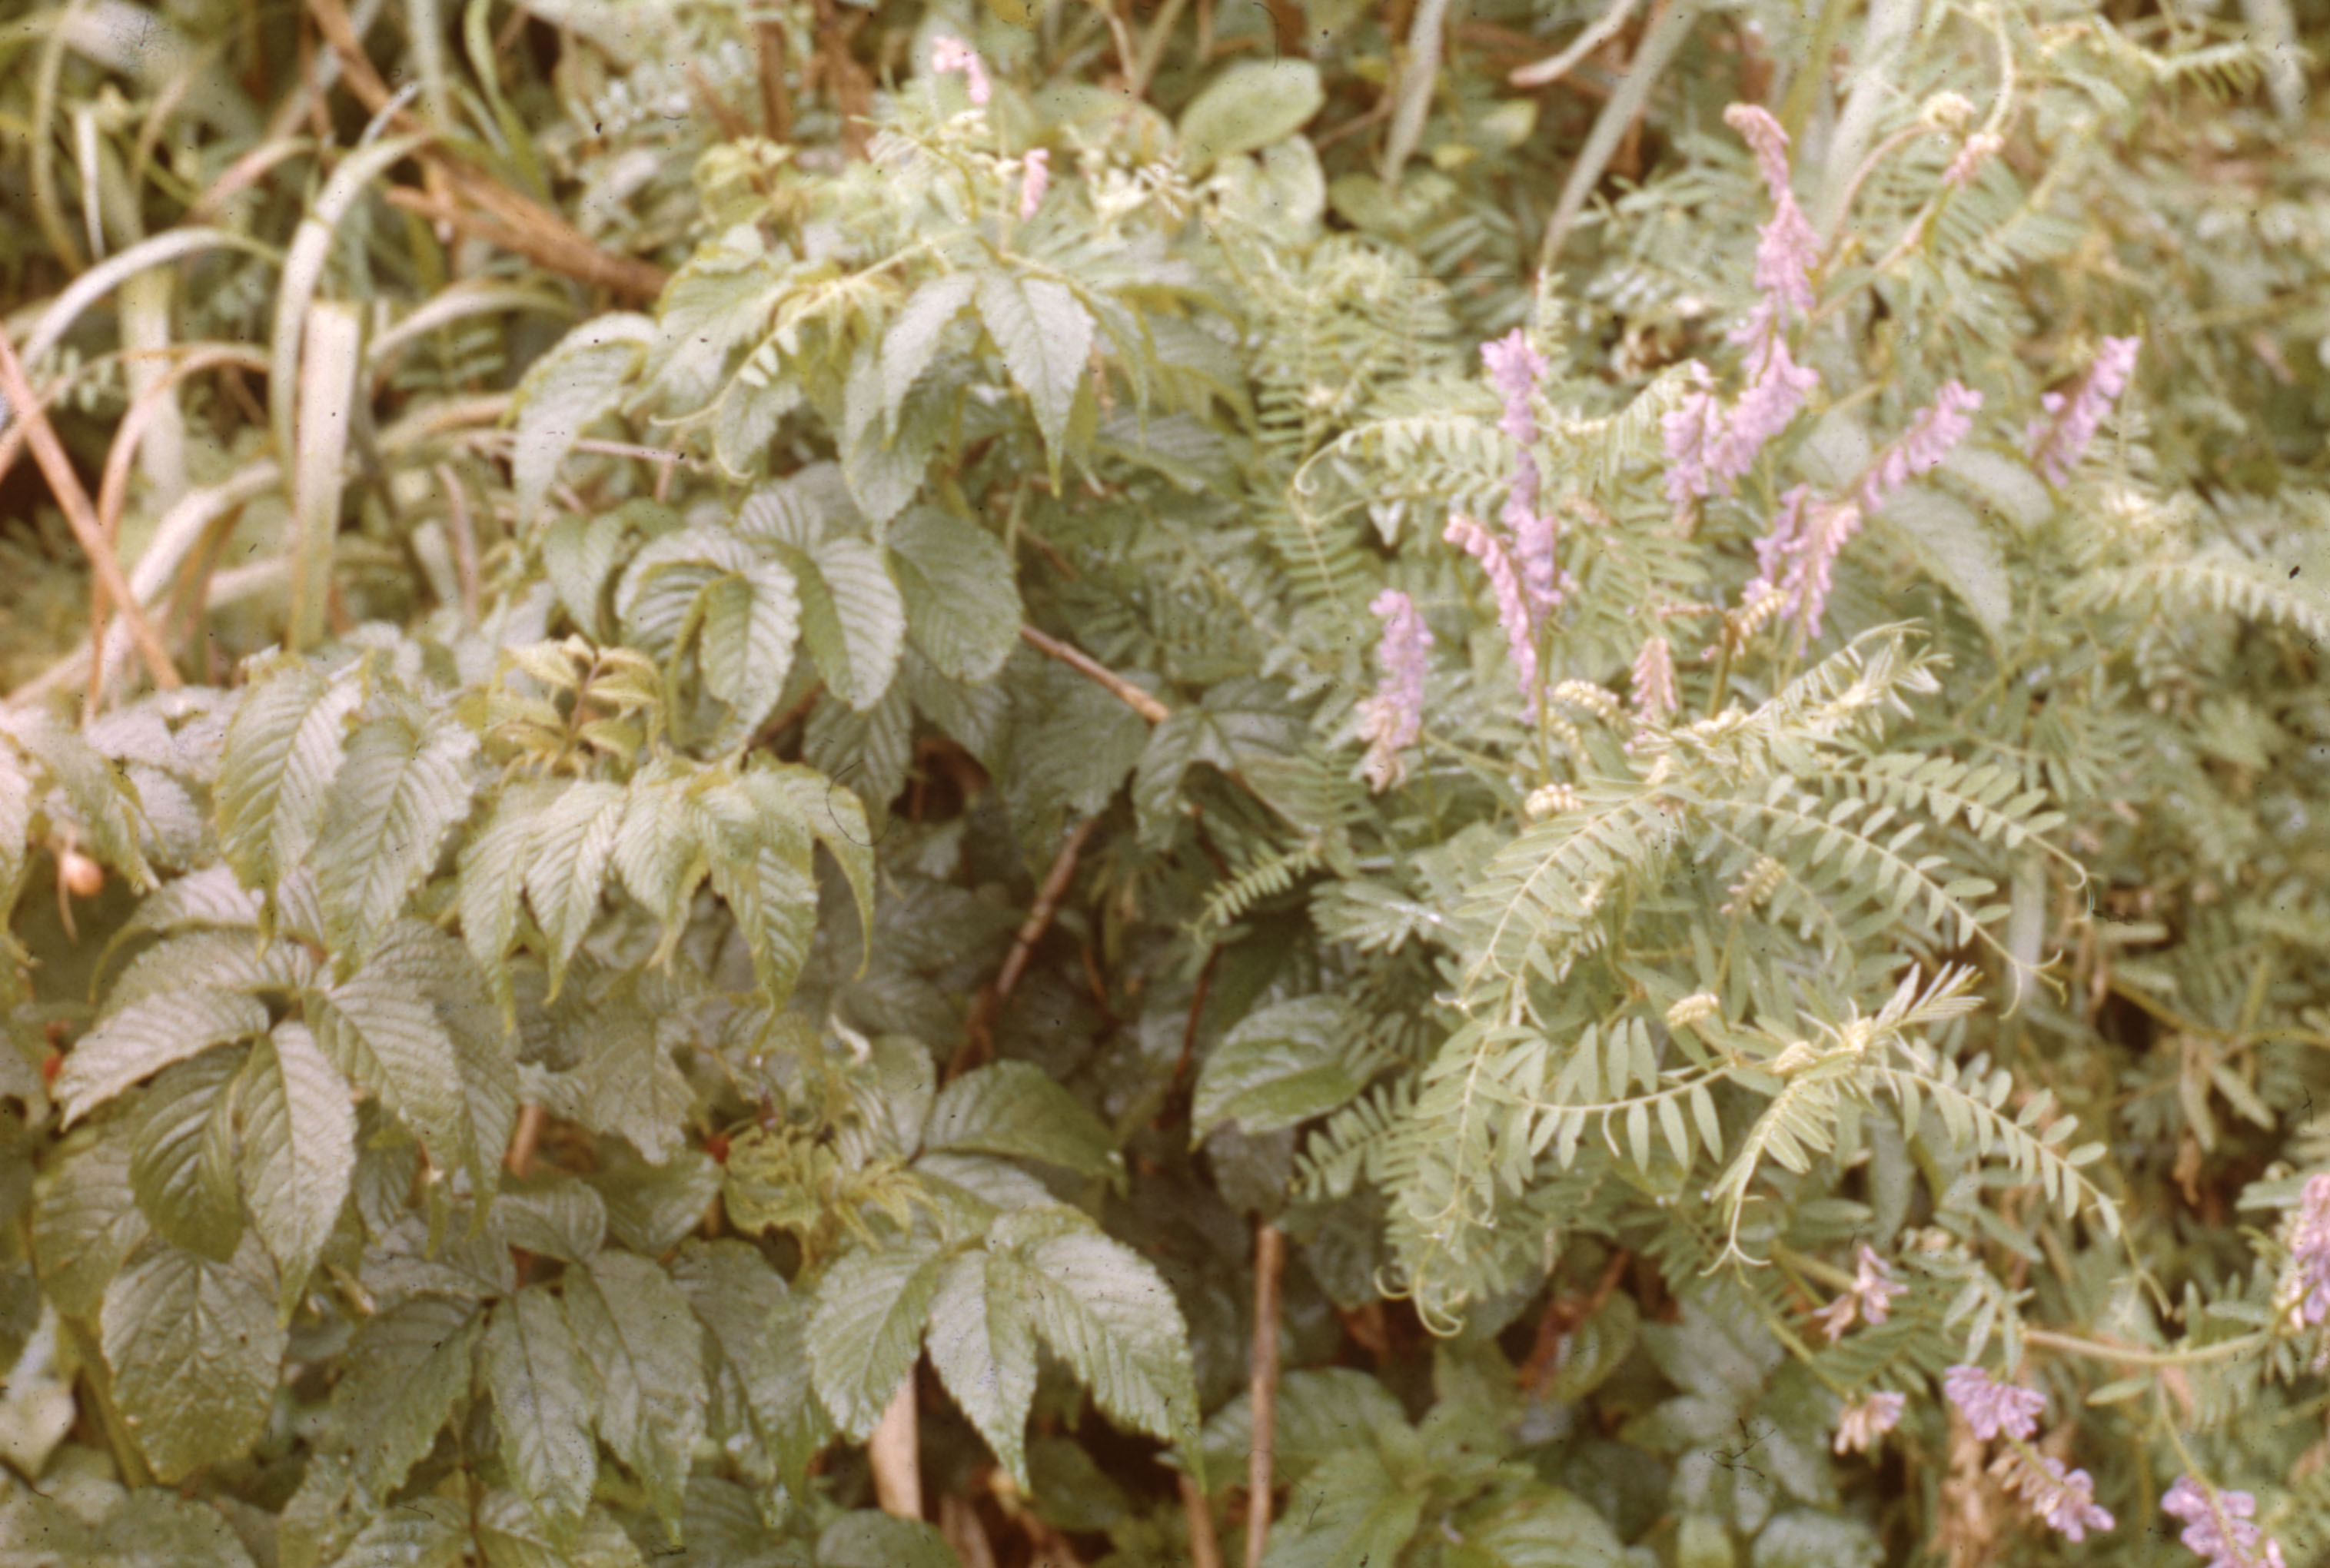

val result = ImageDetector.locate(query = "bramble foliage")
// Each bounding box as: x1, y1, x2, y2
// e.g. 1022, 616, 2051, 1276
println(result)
2, 2, 2330, 1566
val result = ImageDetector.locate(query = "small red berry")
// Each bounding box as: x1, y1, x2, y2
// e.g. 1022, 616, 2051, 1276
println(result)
705, 1133, 731, 1164
58, 849, 103, 899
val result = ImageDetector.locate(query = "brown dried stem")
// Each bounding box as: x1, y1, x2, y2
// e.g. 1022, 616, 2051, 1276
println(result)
1246, 1222, 1285, 1568
0, 324, 180, 694
1019, 625, 1172, 724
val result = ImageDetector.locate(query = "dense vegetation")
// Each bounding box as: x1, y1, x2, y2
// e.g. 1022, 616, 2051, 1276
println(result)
2, 0, 2330, 1564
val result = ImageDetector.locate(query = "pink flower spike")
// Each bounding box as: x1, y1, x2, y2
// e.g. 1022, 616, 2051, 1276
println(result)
2163, 1477, 2287, 1568
1723, 103, 1795, 201
1942, 1364, 2046, 1443
1662, 364, 1725, 510
1445, 513, 1539, 717
1710, 328, 1818, 488
1018, 148, 1050, 219
2289, 1171, 2330, 1325
1862, 380, 1983, 510
2026, 335, 2141, 484
1833, 1391, 1906, 1456
1944, 131, 2004, 189
1358, 589, 1433, 792
1991, 1450, 2115, 1543
929, 35, 992, 105
1482, 328, 1548, 448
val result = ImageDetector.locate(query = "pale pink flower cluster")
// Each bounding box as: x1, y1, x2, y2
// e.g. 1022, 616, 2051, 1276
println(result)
1991, 1449, 2115, 1543
1444, 514, 1537, 716
1742, 379, 1979, 644
1740, 486, 1863, 643
1662, 106, 1823, 513
1859, 380, 1983, 510
1943, 1363, 2046, 1442
1943, 131, 2005, 189
1481, 330, 1564, 620
2026, 335, 2141, 484
1832, 1390, 1906, 1456
2286, 1171, 2330, 1324
1358, 589, 1433, 792
1630, 634, 1677, 723
1018, 148, 1050, 220
2162, 1477, 2287, 1568
1813, 1243, 1910, 1340
929, 35, 991, 105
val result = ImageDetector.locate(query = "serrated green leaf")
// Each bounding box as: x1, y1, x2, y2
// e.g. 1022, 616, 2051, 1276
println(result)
484, 1287, 598, 1543
541, 511, 633, 639
793, 533, 906, 712
214, 658, 361, 892
563, 1251, 707, 1533
926, 1248, 1039, 1487
886, 507, 1021, 684
975, 268, 1092, 466
56, 985, 269, 1125
1260, 1445, 1421, 1568
333, 1293, 486, 1500
817, 1512, 961, 1568
924, 1060, 1121, 1180
530, 986, 691, 1164
512, 314, 651, 528
699, 560, 802, 749
460, 779, 560, 1004
492, 1178, 608, 1263
882, 273, 978, 430
34, 1130, 151, 1318
130, 1047, 247, 1263
807, 1237, 945, 1441
101, 1237, 287, 1483
314, 698, 480, 972
315, 919, 516, 1201
1194, 996, 1368, 1141
477, 1493, 648, 1568
996, 1210, 1202, 1473
522, 780, 627, 999
327, 1495, 468, 1568
670, 1238, 829, 1490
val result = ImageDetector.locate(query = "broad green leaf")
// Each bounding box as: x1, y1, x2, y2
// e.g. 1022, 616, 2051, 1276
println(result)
882, 273, 978, 429
530, 987, 691, 1164
793, 533, 906, 712
1750, 1512, 1882, 1568
1260, 1446, 1422, 1568
331, 1294, 486, 1500
887, 506, 1021, 684
705, 805, 819, 1007
739, 762, 876, 970
611, 761, 706, 935
1459, 1485, 1630, 1568
816, 1512, 961, 1568
33, 1130, 151, 1317
55, 985, 268, 1125
326, 1495, 468, 1568
214, 657, 361, 891
512, 314, 651, 527
541, 510, 634, 639
590, 1148, 723, 1255
1549, 1291, 1639, 1404
101, 1237, 288, 1483
975, 267, 1092, 465
1194, 995, 1368, 1140
129, 1047, 248, 1263
562, 1251, 709, 1533
1177, 61, 1325, 173
806, 1237, 946, 1440
1872, 487, 2013, 644
316, 919, 517, 1202
484, 1287, 598, 1543
226, 1019, 354, 1304
926, 1249, 1039, 1487
460, 779, 560, 1003
491, 1178, 608, 1262
995, 1211, 1203, 1473
699, 559, 802, 749
521, 779, 627, 999
313, 697, 481, 972
923, 1060, 1121, 1181
670, 1238, 829, 1489
641, 229, 784, 410
0, 739, 31, 899
477, 1492, 648, 1568
613, 526, 758, 661
5, 709, 156, 889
